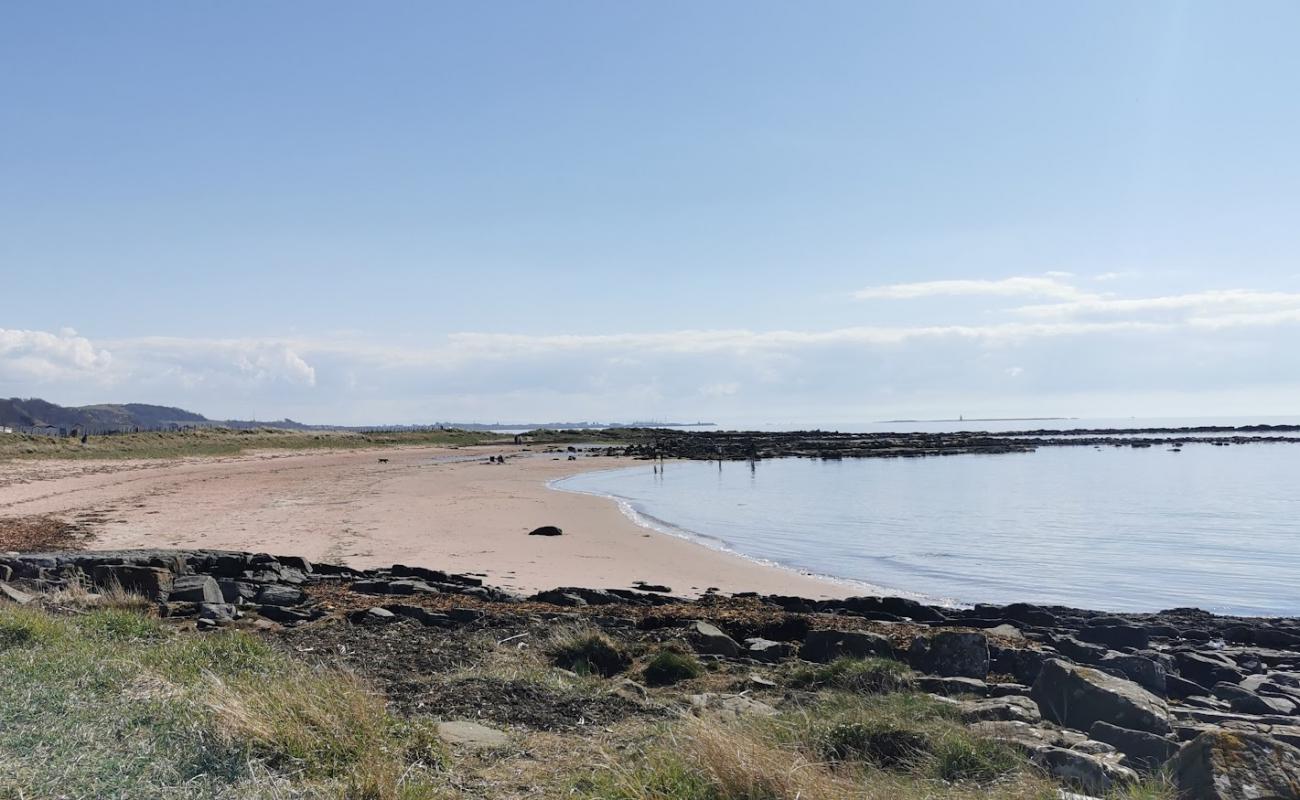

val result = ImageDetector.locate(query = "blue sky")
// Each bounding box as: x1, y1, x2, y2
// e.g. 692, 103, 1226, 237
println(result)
3, 2, 1300, 424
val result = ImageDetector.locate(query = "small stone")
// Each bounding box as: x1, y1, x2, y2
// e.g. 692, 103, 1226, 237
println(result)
436, 720, 510, 748
528, 526, 563, 536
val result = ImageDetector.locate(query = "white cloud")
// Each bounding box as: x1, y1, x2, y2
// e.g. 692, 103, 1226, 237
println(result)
0, 328, 113, 383
1005, 366, 1024, 377
1013, 289, 1300, 321
853, 276, 1091, 301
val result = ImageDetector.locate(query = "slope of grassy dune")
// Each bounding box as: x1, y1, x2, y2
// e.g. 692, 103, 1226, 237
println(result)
0, 427, 509, 460
0, 604, 448, 799
0, 598, 1178, 800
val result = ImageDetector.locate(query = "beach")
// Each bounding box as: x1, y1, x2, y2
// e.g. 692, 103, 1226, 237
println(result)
0, 445, 853, 599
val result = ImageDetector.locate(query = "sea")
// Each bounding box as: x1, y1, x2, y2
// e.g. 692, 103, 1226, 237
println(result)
552, 416, 1300, 618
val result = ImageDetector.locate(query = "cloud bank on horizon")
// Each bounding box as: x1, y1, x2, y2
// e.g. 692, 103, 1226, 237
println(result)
5, 4, 1300, 425
5, 272, 1300, 425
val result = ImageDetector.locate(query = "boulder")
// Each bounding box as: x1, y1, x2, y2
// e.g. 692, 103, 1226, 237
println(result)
1088, 721, 1180, 772
690, 621, 741, 657
254, 584, 305, 606
1031, 659, 1171, 735
168, 575, 223, 604
800, 629, 894, 663
1032, 746, 1137, 794
909, 631, 989, 679
91, 564, 173, 598
0, 582, 34, 605
1168, 730, 1300, 800
198, 602, 237, 622
218, 579, 259, 604
744, 638, 795, 663
951, 695, 1042, 724
1212, 682, 1299, 716
528, 526, 563, 536
1175, 651, 1245, 687
1098, 652, 1167, 697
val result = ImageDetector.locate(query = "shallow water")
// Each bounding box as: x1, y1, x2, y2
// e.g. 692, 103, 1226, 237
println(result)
555, 442, 1300, 617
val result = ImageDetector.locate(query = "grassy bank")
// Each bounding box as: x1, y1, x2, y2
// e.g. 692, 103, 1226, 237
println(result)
0, 600, 1178, 800
0, 427, 511, 460
0, 602, 448, 799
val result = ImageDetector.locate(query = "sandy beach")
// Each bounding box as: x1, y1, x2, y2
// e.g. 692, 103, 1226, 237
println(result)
0, 446, 854, 599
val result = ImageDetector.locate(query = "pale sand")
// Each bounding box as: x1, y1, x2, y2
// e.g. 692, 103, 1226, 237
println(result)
0, 446, 855, 599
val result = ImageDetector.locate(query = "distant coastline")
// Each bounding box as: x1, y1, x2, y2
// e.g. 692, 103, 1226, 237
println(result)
877, 416, 1075, 423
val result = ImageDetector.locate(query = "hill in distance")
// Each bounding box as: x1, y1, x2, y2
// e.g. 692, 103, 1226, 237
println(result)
0, 397, 709, 432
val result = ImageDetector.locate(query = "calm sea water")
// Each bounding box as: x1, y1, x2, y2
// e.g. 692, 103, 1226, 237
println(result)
554, 441, 1300, 617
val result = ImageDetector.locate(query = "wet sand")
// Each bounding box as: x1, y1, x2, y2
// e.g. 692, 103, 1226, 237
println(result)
0, 446, 854, 598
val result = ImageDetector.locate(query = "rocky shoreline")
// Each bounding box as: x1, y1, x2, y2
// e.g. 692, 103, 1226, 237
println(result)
569, 425, 1300, 461
3, 547, 1299, 797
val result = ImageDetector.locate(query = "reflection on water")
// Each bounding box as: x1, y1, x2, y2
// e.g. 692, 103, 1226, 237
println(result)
555, 443, 1300, 617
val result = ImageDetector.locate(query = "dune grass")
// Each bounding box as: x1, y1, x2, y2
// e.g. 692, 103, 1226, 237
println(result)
578, 689, 1175, 800
0, 604, 450, 799
0, 426, 508, 460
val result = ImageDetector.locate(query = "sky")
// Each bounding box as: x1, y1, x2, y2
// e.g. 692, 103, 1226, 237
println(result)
3, 2, 1300, 425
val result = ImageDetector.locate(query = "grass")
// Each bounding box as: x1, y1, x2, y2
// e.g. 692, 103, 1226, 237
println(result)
579, 690, 1177, 800
786, 656, 916, 693
641, 647, 704, 686
0, 604, 450, 799
547, 628, 633, 678
0, 426, 510, 460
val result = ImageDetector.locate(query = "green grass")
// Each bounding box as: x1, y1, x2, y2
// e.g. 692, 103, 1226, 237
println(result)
0, 605, 449, 799
786, 656, 916, 694
0, 426, 509, 460
578, 690, 1177, 800
547, 630, 633, 678
641, 648, 704, 686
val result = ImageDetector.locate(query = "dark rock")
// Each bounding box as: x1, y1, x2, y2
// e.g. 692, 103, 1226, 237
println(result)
198, 602, 237, 622
1175, 651, 1245, 687
1031, 658, 1172, 735
1212, 682, 1298, 716
258, 605, 321, 624
799, 629, 894, 663
744, 638, 795, 663
91, 564, 173, 598
349, 606, 399, 625
1050, 634, 1110, 664
1099, 652, 1168, 696
990, 643, 1048, 685
1168, 730, 1300, 800
1000, 602, 1059, 627
254, 584, 305, 606
168, 575, 223, 604
690, 621, 741, 657
384, 604, 451, 626
1166, 673, 1211, 700
1077, 624, 1150, 650
532, 587, 621, 606
1088, 721, 1180, 772
909, 631, 989, 679
528, 526, 563, 536
826, 595, 946, 622
218, 579, 259, 604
